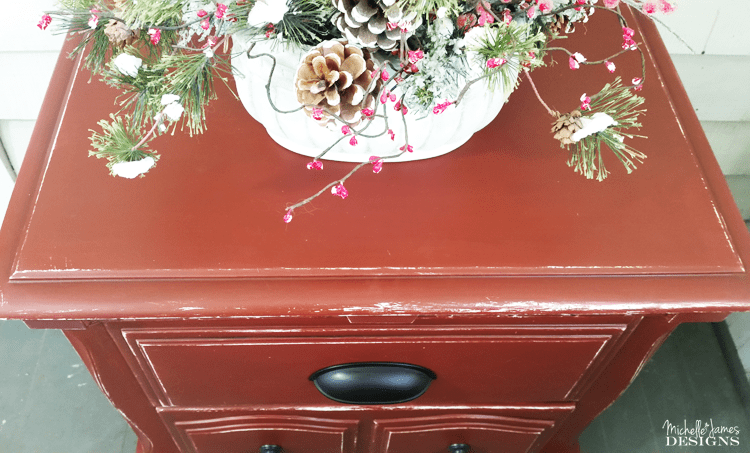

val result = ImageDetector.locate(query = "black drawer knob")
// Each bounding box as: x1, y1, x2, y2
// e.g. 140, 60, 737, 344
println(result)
309, 362, 437, 405
259, 445, 282, 453
448, 444, 471, 453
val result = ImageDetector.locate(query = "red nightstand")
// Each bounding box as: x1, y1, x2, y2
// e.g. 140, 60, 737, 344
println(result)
2, 8, 748, 453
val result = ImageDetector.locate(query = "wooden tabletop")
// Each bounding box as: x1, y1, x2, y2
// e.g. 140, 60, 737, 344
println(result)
1, 9, 748, 320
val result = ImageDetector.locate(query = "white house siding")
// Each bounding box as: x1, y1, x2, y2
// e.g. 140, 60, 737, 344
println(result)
1, 1, 749, 377
0, 0, 64, 226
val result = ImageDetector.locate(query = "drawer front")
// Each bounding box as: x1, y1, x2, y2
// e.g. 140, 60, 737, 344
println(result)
118, 324, 632, 407
374, 414, 558, 453
161, 406, 573, 453
168, 414, 359, 453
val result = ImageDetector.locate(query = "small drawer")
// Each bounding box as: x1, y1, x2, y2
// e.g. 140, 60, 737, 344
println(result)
165, 413, 359, 453
374, 413, 564, 453
118, 323, 632, 407
161, 406, 573, 453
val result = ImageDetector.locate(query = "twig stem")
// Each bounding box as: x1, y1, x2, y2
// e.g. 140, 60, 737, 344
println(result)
285, 150, 406, 212
524, 70, 555, 117
131, 112, 164, 151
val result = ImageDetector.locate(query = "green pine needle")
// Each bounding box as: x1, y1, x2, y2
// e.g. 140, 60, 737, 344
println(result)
101, 55, 167, 133
89, 114, 159, 172
397, 0, 460, 16
589, 77, 645, 129
275, 0, 337, 46
137, 27, 182, 60
81, 26, 114, 75
157, 51, 232, 135
48, 8, 117, 75
473, 22, 547, 91
50, 6, 180, 76
565, 77, 647, 181
117, 0, 184, 29
57, 0, 97, 9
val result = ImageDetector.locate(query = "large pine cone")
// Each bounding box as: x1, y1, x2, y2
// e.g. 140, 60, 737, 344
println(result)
332, 0, 421, 51
295, 40, 382, 125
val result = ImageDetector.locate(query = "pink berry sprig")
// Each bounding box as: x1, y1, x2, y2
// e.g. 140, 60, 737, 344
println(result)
283, 145, 413, 223
37, 14, 52, 30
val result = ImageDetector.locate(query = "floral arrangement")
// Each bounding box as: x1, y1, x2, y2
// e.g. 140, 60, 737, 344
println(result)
38, 0, 676, 222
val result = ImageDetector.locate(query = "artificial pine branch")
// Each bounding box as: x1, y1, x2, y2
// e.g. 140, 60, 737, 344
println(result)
225, 1, 256, 35
89, 114, 159, 172
48, 8, 118, 74
275, 0, 337, 46
57, 0, 97, 8
397, 0, 460, 16
589, 77, 645, 127
49, 6, 180, 75
563, 77, 646, 181
117, 0, 184, 28
472, 22, 547, 91
81, 26, 115, 75
139, 27, 182, 58
157, 51, 231, 135
48, 7, 108, 34
101, 56, 167, 133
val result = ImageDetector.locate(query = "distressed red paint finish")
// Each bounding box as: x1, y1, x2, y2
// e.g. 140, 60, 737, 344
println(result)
1, 7, 749, 453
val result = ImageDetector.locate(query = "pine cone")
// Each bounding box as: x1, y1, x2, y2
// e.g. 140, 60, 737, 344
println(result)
332, 0, 421, 51
547, 14, 575, 35
552, 110, 583, 146
295, 40, 382, 125
545, 15, 566, 35
104, 19, 136, 47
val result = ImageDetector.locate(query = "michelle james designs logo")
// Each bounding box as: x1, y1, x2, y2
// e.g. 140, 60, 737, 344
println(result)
662, 419, 740, 447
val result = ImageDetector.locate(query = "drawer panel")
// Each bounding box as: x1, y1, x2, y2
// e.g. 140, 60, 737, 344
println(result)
168, 414, 359, 453
374, 414, 558, 453
119, 324, 632, 407
160, 406, 574, 453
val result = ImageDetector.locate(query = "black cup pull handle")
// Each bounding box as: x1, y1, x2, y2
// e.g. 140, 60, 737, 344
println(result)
259, 446, 282, 453
449, 444, 471, 453
309, 362, 437, 405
